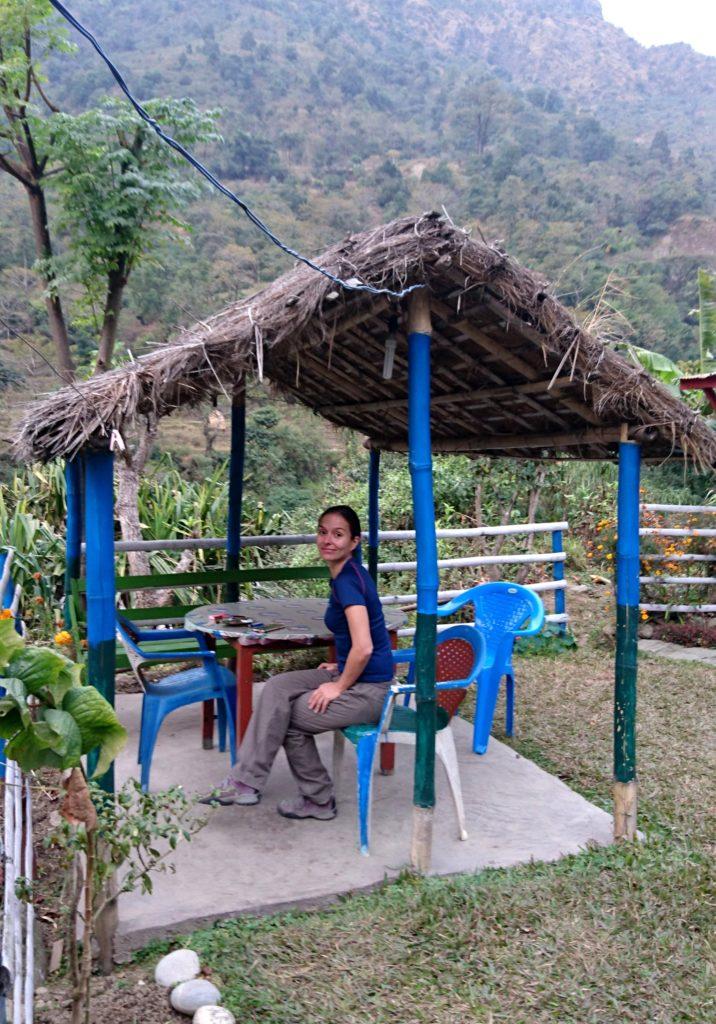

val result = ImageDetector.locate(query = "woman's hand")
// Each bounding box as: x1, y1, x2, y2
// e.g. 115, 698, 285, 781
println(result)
318, 661, 339, 673
308, 681, 345, 713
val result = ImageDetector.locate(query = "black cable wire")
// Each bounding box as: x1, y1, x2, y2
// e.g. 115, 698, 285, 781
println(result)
48, 0, 423, 302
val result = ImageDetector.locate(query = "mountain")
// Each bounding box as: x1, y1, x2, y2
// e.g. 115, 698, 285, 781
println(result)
1, 0, 714, 372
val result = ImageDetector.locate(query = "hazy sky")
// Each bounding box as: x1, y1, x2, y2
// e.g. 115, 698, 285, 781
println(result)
600, 0, 716, 58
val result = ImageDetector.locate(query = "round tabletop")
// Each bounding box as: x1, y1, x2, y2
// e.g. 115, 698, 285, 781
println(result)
185, 598, 406, 647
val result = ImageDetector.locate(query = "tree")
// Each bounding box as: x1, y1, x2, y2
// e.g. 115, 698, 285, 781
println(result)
47, 97, 218, 372
0, 0, 74, 379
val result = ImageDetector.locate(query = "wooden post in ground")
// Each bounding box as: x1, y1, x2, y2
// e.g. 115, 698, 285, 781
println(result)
614, 434, 640, 839
407, 288, 438, 872
83, 449, 116, 793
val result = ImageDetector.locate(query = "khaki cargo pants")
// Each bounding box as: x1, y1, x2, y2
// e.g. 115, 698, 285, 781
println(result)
233, 668, 391, 804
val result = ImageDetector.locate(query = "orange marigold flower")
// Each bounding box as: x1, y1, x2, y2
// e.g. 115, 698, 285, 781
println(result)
641, 611, 649, 621
54, 630, 73, 647
32, 572, 42, 581
0, 609, 13, 620
34, 596, 44, 605
606, 553, 613, 560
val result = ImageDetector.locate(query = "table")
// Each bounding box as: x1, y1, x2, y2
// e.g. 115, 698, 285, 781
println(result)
186, 599, 406, 771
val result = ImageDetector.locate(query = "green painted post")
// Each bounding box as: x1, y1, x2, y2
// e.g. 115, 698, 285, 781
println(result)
614, 438, 640, 838
407, 290, 438, 871
84, 449, 116, 793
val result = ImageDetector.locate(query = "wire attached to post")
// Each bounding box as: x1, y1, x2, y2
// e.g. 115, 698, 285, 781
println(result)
48, 0, 424, 302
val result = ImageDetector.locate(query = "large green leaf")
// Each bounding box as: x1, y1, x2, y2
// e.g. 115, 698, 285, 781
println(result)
0, 677, 30, 738
7, 647, 80, 704
63, 686, 127, 778
40, 709, 83, 769
616, 342, 681, 395
0, 619, 24, 670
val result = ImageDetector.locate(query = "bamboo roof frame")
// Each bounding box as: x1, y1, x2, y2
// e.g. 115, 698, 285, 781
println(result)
13, 212, 716, 469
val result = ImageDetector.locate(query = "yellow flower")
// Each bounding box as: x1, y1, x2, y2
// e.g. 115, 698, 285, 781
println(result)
606, 553, 613, 560
641, 611, 649, 621
54, 630, 73, 647
0, 609, 13, 620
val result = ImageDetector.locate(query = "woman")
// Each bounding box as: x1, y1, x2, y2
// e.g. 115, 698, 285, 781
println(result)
202, 505, 394, 820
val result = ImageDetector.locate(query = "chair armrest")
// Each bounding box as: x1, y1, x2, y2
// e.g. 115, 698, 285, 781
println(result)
127, 626, 201, 643
435, 589, 477, 617
134, 649, 217, 665
514, 599, 546, 638
391, 649, 416, 667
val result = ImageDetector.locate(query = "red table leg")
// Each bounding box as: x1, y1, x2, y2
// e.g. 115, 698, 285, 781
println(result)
237, 644, 254, 742
202, 700, 214, 749
380, 630, 398, 775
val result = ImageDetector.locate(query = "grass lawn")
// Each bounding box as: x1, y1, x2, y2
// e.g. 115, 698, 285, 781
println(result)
138, 591, 714, 1024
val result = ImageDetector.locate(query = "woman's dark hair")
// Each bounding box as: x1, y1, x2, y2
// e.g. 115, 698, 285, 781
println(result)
319, 505, 362, 539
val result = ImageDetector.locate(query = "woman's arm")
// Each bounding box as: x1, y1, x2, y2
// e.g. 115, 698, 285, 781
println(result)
309, 605, 373, 713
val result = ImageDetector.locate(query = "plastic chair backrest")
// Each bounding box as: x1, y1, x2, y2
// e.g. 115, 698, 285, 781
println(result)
470, 582, 542, 654
115, 614, 148, 688
435, 635, 475, 719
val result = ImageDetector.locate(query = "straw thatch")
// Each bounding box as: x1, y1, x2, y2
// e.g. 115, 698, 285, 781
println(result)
13, 212, 716, 468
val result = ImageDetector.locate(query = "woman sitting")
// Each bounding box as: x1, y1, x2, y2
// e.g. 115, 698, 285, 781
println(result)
202, 505, 394, 820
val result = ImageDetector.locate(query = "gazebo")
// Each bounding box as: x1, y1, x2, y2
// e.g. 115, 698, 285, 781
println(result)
15, 213, 716, 869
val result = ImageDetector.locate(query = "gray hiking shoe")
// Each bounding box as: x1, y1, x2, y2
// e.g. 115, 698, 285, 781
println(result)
277, 796, 337, 821
198, 778, 260, 806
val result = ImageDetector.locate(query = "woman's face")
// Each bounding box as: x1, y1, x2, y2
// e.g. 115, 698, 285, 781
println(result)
317, 513, 359, 567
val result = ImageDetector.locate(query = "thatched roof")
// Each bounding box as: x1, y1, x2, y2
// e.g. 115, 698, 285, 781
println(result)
14, 212, 716, 468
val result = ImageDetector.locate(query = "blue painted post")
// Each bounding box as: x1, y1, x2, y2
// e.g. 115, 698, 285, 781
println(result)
225, 386, 246, 603
64, 458, 82, 630
614, 438, 640, 839
551, 529, 566, 633
368, 448, 380, 583
83, 449, 116, 792
407, 289, 439, 872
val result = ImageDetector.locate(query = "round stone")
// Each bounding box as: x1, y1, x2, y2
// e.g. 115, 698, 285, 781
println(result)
170, 979, 222, 1016
154, 948, 201, 988
193, 1007, 236, 1024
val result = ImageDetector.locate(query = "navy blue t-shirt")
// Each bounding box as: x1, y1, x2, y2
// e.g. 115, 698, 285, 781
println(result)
324, 558, 394, 683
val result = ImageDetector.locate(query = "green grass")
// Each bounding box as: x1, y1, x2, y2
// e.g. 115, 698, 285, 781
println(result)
138, 592, 715, 1023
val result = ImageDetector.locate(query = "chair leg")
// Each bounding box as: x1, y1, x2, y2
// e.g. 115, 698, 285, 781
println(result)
139, 697, 167, 793
356, 734, 380, 856
473, 668, 501, 755
138, 696, 147, 765
505, 673, 515, 737
436, 727, 468, 840
332, 730, 346, 801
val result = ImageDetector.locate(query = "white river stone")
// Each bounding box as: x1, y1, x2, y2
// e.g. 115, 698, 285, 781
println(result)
154, 948, 201, 988
193, 1007, 236, 1024
170, 979, 222, 1016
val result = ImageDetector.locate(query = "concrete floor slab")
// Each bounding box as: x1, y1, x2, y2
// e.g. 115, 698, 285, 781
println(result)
114, 689, 614, 950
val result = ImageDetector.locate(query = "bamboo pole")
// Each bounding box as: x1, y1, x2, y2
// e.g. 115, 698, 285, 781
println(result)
64, 458, 83, 628
407, 289, 438, 873
371, 426, 625, 453
84, 449, 116, 792
614, 438, 640, 840
225, 383, 246, 603
368, 448, 380, 582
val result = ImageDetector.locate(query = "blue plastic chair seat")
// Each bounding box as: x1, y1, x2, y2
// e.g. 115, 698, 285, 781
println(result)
144, 664, 235, 697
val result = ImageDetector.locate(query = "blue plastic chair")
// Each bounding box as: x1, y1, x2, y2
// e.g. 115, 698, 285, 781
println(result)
333, 624, 486, 855
436, 582, 545, 754
116, 615, 237, 791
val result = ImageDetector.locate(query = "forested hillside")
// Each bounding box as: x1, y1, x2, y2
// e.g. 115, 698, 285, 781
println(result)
1, 0, 714, 391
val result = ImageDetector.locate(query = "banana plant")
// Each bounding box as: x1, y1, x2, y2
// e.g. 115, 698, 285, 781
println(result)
697, 267, 716, 374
